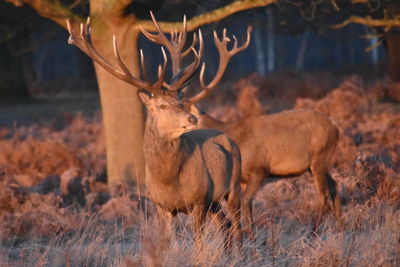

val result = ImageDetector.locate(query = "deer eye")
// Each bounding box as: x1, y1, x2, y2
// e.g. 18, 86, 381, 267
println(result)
160, 104, 167, 109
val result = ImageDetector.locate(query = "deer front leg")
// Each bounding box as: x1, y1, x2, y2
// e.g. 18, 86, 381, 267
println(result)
156, 205, 174, 237
191, 205, 206, 248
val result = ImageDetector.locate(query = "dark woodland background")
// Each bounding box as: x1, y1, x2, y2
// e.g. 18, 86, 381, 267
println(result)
0, 0, 388, 109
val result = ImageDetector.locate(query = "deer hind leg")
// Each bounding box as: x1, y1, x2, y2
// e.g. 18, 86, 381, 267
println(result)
310, 162, 341, 230
227, 151, 243, 249
326, 173, 343, 229
241, 171, 265, 241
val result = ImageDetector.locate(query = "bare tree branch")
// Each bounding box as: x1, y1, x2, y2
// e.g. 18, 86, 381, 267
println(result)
4, 0, 84, 30
351, 0, 372, 3
136, 0, 277, 32
68, 0, 86, 9
333, 15, 400, 31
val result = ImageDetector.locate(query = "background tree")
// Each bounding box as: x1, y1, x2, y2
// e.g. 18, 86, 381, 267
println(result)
2, 0, 277, 188
271, 0, 400, 80
0, 3, 47, 101
333, 0, 400, 81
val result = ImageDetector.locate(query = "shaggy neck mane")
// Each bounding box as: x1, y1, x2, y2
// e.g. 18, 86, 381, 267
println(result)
143, 115, 188, 185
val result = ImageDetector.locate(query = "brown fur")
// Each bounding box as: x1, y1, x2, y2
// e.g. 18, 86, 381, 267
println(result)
139, 92, 242, 247
188, 104, 342, 237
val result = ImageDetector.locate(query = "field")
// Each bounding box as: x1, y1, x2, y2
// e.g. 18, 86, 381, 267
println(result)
0, 73, 399, 266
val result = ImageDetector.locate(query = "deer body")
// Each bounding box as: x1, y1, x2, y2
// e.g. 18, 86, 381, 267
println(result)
140, 93, 242, 246
190, 106, 341, 237
200, 110, 338, 178
144, 127, 240, 214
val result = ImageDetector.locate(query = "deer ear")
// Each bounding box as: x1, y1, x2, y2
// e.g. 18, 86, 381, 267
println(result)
189, 103, 201, 116
138, 89, 153, 106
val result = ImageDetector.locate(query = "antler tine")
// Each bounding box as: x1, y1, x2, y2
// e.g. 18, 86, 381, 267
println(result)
168, 15, 187, 51
141, 12, 189, 76
67, 19, 85, 52
112, 35, 136, 80
188, 26, 252, 103
153, 47, 168, 90
171, 30, 177, 43
188, 62, 213, 104
140, 49, 151, 82
181, 32, 198, 58
139, 47, 168, 91
67, 18, 152, 90
140, 11, 173, 49
169, 31, 203, 91
171, 14, 188, 76
229, 25, 252, 54
177, 15, 187, 50
198, 62, 207, 90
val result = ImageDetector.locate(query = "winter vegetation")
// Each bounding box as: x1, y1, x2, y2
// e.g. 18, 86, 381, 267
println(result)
0, 73, 399, 266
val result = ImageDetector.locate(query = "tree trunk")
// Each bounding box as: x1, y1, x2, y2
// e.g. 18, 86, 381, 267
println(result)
254, 24, 266, 75
295, 32, 309, 70
90, 16, 145, 188
266, 8, 275, 73
386, 4, 400, 81
386, 32, 400, 81
0, 43, 31, 101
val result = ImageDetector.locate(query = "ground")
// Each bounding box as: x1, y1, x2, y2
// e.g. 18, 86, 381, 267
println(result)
0, 72, 399, 266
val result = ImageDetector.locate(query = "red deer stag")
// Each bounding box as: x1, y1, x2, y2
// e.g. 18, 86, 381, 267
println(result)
67, 14, 242, 247
185, 71, 342, 237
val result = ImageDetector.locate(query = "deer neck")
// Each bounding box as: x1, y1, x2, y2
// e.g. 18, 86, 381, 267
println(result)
143, 117, 187, 185
199, 113, 227, 131
199, 112, 245, 143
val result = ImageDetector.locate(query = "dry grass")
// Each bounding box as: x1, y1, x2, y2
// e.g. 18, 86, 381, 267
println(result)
0, 75, 400, 266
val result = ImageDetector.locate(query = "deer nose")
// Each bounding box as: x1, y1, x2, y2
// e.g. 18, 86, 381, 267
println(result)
188, 114, 198, 125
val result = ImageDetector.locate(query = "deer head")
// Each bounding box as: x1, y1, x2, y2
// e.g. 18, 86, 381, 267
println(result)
138, 90, 198, 140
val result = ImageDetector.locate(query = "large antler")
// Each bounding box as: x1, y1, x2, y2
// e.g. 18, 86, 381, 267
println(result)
188, 26, 252, 104
140, 11, 204, 91
67, 18, 168, 92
